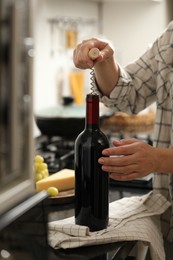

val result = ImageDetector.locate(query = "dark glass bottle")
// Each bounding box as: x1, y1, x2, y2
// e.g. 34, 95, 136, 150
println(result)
74, 94, 109, 231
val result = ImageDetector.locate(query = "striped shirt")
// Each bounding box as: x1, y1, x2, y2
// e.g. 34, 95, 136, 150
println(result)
94, 21, 173, 241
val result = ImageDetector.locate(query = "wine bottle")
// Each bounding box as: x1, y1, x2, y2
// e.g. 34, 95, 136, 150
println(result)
74, 94, 109, 231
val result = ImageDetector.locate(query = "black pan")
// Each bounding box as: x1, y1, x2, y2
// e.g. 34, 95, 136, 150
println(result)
35, 104, 112, 139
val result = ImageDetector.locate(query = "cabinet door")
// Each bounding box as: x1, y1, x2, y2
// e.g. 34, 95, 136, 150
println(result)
0, 0, 34, 215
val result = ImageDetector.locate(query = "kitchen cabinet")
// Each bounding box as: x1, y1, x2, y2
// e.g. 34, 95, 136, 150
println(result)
0, 0, 35, 215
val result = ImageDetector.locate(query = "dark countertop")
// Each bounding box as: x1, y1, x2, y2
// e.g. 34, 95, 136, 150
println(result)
52, 241, 136, 260
0, 185, 151, 260
45, 184, 151, 259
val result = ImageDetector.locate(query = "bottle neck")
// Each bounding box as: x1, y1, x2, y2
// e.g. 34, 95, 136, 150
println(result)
85, 94, 100, 129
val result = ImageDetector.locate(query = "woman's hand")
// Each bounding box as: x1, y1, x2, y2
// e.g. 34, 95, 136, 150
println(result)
98, 138, 158, 180
73, 38, 114, 69
73, 38, 119, 96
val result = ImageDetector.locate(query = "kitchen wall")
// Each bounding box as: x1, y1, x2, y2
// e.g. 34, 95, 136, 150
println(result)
33, 0, 173, 136
33, 0, 99, 111
103, 0, 172, 65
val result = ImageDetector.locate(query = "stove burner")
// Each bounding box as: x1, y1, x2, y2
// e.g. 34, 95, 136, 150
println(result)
35, 136, 75, 173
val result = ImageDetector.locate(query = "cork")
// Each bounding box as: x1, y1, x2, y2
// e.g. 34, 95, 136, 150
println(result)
88, 48, 100, 60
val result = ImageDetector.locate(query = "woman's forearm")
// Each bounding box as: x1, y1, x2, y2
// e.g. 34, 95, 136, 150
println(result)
94, 56, 120, 97
154, 148, 173, 174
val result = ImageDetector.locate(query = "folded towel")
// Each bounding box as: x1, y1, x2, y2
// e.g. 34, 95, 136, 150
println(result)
48, 191, 171, 260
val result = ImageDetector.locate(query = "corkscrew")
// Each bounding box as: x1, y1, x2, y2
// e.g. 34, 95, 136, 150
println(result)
88, 48, 100, 95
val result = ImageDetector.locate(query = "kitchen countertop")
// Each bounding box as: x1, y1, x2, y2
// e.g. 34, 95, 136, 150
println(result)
0, 185, 152, 260
45, 185, 152, 259
47, 184, 152, 222
52, 241, 136, 259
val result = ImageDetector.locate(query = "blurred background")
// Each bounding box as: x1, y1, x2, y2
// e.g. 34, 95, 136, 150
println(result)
1, 1, 173, 258
32, 0, 173, 135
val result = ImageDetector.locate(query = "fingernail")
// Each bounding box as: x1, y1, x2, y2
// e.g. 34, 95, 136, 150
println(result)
102, 150, 109, 156
98, 158, 104, 164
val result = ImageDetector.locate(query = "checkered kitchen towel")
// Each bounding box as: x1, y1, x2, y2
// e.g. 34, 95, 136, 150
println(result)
48, 191, 170, 260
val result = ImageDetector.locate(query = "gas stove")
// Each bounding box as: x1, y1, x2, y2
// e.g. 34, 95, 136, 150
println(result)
35, 135, 75, 173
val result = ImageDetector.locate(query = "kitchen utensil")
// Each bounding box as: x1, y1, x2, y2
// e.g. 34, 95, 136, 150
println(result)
35, 104, 112, 138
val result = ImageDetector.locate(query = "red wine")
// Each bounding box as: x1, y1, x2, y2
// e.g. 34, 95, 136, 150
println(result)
74, 94, 109, 231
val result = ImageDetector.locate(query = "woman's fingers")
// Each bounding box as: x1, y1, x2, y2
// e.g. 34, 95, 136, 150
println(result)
99, 138, 156, 180
98, 153, 134, 167
73, 38, 114, 69
102, 138, 140, 156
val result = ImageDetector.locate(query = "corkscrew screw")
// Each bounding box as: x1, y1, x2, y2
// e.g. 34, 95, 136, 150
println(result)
88, 48, 100, 95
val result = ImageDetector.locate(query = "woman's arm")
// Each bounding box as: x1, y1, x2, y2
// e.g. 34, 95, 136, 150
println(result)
94, 56, 119, 96
74, 37, 157, 114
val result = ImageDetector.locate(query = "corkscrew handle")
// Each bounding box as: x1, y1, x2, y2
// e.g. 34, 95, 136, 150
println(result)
88, 48, 100, 60
88, 48, 100, 95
